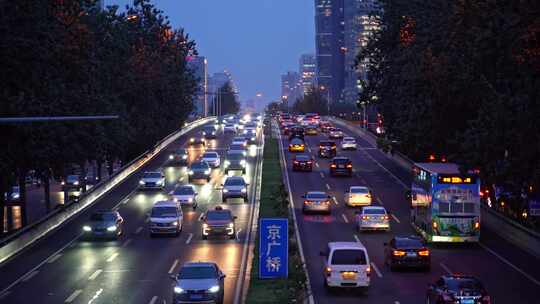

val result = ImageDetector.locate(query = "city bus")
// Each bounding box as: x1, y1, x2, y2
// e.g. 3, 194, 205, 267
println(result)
410, 163, 481, 243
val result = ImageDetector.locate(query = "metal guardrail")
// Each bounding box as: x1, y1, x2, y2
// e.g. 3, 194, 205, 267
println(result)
0, 117, 214, 265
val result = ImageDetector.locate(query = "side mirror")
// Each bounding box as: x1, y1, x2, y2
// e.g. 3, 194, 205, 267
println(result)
195, 192, 199, 196
146, 213, 150, 218
246, 183, 250, 186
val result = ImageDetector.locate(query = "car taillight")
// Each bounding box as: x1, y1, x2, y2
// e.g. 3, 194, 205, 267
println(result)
365, 266, 371, 276
293, 161, 299, 164
325, 267, 332, 276
392, 250, 406, 257
331, 164, 337, 168
383, 215, 389, 220
346, 164, 352, 168
432, 221, 438, 229
366, 194, 371, 198
474, 222, 480, 229
418, 250, 430, 256
304, 200, 310, 205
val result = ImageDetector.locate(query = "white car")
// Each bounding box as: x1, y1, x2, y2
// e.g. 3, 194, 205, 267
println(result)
170, 185, 198, 209
228, 144, 247, 156
356, 206, 390, 231
344, 186, 372, 207
341, 137, 357, 150
138, 171, 165, 190
232, 137, 248, 147
222, 176, 249, 202
201, 151, 221, 168
329, 128, 344, 139
321, 242, 371, 292
148, 200, 183, 237
224, 124, 236, 134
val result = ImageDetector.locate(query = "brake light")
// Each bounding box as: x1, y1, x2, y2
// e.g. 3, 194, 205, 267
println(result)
418, 250, 430, 256
383, 215, 389, 220
304, 200, 310, 205
393, 250, 406, 257
432, 221, 438, 229
293, 161, 299, 164
331, 164, 337, 168
365, 266, 371, 276
366, 194, 371, 198
474, 222, 480, 229
346, 164, 353, 168
319, 145, 323, 149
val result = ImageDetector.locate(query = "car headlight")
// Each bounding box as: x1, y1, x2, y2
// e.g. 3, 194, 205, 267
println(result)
107, 226, 117, 232
139, 180, 145, 185
169, 155, 174, 160
182, 155, 188, 159
190, 138, 194, 142
242, 151, 247, 156
240, 159, 246, 165
251, 137, 255, 141
204, 169, 211, 175
83, 225, 92, 232
188, 197, 193, 202
172, 221, 178, 226
156, 180, 163, 185
228, 223, 234, 228
208, 286, 220, 293
241, 188, 247, 193
223, 189, 229, 193
203, 223, 208, 229
188, 170, 194, 175
73, 181, 79, 185
61, 181, 65, 185
174, 287, 184, 294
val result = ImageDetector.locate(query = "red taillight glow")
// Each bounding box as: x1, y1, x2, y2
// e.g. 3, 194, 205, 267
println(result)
474, 222, 480, 229
304, 200, 310, 205
392, 250, 406, 257
346, 164, 352, 168
331, 164, 337, 168
366, 266, 371, 276
418, 250, 430, 256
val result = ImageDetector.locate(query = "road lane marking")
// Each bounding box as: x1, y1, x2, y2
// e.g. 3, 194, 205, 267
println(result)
307, 147, 312, 152
65, 290, 82, 303
353, 234, 360, 243
315, 162, 320, 168
320, 172, 325, 178
185, 233, 193, 245
370, 262, 383, 278
0, 291, 11, 300
440, 262, 452, 275
394, 302, 400, 304
168, 259, 179, 274
106, 252, 119, 263
236, 228, 242, 241
325, 183, 331, 190
22, 271, 39, 282
88, 269, 102, 281
479, 243, 540, 287
341, 214, 349, 223
391, 214, 401, 223
332, 196, 338, 205
122, 238, 132, 247
198, 213, 205, 221
148, 296, 158, 304
376, 196, 384, 205
359, 148, 408, 189
47, 254, 63, 264
145, 218, 150, 223
135, 227, 143, 234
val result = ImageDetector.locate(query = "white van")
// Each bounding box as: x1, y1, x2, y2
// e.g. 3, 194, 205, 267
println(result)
148, 200, 183, 237
321, 242, 371, 292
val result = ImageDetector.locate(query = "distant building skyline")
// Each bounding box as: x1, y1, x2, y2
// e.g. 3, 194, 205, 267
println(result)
299, 54, 317, 95
281, 71, 302, 107
187, 56, 208, 117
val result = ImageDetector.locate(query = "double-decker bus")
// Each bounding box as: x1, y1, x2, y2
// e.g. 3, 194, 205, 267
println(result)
410, 163, 481, 243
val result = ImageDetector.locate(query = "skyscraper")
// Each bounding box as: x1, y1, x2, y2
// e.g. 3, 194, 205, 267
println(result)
343, 0, 381, 103
314, 0, 345, 104
208, 70, 237, 116
281, 71, 301, 107
299, 54, 317, 95
187, 56, 208, 117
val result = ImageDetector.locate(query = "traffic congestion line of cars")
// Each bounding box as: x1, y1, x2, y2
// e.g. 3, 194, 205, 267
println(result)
79, 113, 263, 304
278, 112, 491, 301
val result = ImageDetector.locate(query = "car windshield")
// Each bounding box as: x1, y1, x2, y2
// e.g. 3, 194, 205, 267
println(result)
446, 278, 482, 291
90, 213, 116, 221
204, 127, 214, 131
206, 211, 232, 221
151, 207, 178, 218
191, 162, 209, 170
363, 208, 385, 215
343, 137, 355, 142
351, 187, 369, 194
227, 153, 244, 160
144, 172, 161, 179
175, 187, 194, 195
395, 238, 424, 248
291, 139, 303, 145
230, 145, 245, 150
203, 152, 218, 158
296, 155, 310, 161
178, 266, 217, 280
306, 193, 327, 199
225, 178, 245, 186
331, 249, 367, 265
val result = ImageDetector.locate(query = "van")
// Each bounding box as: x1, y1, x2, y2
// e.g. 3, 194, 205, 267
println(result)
148, 200, 183, 237
321, 242, 371, 292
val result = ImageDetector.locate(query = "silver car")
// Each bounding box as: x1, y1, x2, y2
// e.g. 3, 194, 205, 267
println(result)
302, 191, 332, 214
171, 262, 225, 304
356, 206, 390, 231
222, 176, 248, 202
138, 171, 165, 190
201, 151, 221, 168
170, 185, 198, 209
148, 200, 183, 237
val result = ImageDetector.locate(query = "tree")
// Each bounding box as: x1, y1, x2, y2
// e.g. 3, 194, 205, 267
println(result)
215, 81, 240, 115
293, 87, 328, 115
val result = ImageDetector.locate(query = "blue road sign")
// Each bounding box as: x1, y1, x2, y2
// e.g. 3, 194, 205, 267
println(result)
259, 218, 288, 279
529, 199, 540, 216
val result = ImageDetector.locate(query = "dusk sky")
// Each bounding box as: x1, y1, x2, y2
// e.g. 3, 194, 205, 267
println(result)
107, 0, 316, 104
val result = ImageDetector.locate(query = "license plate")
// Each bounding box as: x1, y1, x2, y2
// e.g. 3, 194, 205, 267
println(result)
341, 272, 357, 280
407, 252, 417, 257
338, 165, 345, 168
190, 294, 203, 300
462, 300, 474, 304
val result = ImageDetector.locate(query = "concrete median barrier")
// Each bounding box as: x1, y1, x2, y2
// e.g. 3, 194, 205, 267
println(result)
0, 117, 214, 266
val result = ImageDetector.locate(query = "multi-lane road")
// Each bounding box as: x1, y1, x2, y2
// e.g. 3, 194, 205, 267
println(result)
0, 122, 263, 304
279, 119, 540, 304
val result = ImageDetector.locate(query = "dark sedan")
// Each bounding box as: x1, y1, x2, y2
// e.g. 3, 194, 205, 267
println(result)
384, 236, 430, 271
82, 211, 124, 240
329, 157, 353, 177
427, 275, 491, 304
292, 154, 314, 172
318, 140, 336, 158
168, 148, 189, 166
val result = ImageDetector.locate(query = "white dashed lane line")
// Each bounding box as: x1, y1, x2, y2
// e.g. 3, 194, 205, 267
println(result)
353, 234, 360, 243
47, 254, 62, 264
168, 259, 179, 274
315, 162, 320, 168
22, 271, 39, 282
440, 262, 452, 275
320, 172, 325, 178
106, 252, 119, 263
185, 233, 194, 245
135, 227, 143, 234
64, 289, 83, 303
148, 296, 158, 304
122, 238, 132, 247
341, 214, 349, 223
391, 214, 401, 223
332, 196, 339, 205
325, 183, 331, 190
370, 262, 383, 278
88, 269, 102, 281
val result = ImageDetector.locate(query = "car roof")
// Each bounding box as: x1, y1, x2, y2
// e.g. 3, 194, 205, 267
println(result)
343, 136, 355, 140
291, 138, 304, 143
295, 154, 310, 159
320, 140, 335, 144
442, 274, 479, 281
93, 210, 115, 215
307, 191, 327, 195
153, 200, 178, 208
144, 171, 161, 175
350, 186, 369, 190
328, 242, 366, 250
394, 235, 423, 242
182, 262, 217, 268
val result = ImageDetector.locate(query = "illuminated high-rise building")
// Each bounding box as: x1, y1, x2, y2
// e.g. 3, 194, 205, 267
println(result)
299, 54, 317, 95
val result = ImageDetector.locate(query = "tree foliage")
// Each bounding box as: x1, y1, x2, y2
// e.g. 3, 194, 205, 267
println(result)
215, 81, 240, 115
293, 87, 329, 115
0, 0, 197, 232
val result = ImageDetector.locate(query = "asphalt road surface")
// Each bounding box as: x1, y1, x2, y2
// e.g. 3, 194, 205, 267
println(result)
0, 123, 263, 304
279, 121, 540, 304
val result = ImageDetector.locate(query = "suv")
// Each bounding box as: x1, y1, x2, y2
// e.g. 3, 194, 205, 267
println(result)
341, 137, 357, 150
202, 206, 237, 239
228, 144, 247, 157
138, 171, 165, 190
427, 275, 490, 304
330, 157, 353, 177
148, 200, 183, 237
224, 152, 246, 174
188, 161, 212, 183
321, 242, 371, 292
171, 262, 226, 304
384, 236, 430, 271
318, 141, 337, 158
168, 148, 189, 166
222, 176, 249, 202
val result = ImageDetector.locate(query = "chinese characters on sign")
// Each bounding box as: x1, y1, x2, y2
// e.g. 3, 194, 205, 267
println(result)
259, 218, 288, 278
